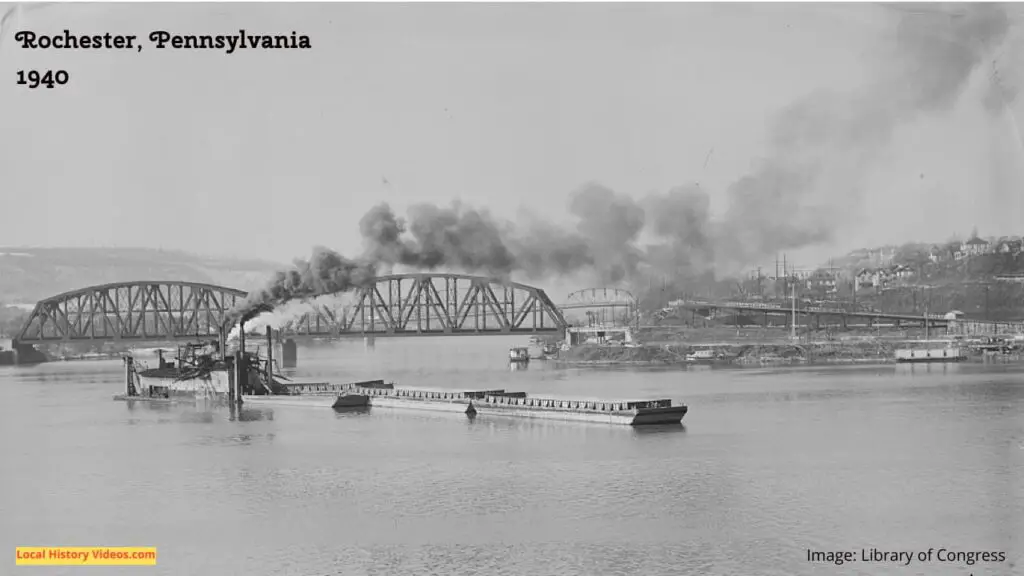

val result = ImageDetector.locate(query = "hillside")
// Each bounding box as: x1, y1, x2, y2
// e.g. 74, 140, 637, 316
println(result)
0, 247, 285, 304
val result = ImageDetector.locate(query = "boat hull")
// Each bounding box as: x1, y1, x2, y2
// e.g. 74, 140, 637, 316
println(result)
369, 396, 475, 414
242, 393, 370, 409
239, 385, 687, 427
471, 402, 687, 426
137, 370, 231, 398
894, 348, 967, 363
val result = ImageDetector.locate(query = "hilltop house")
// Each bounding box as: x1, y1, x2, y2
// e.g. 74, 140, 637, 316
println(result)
995, 238, 1023, 255
961, 236, 990, 256
854, 264, 915, 291
807, 269, 838, 294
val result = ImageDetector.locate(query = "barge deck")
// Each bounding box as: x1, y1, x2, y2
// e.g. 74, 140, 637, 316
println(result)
246, 384, 687, 426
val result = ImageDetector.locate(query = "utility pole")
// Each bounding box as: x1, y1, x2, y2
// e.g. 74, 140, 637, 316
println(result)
984, 285, 990, 321
783, 253, 789, 303
791, 283, 797, 340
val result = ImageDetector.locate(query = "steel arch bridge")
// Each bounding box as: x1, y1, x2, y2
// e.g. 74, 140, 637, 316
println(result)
283, 273, 568, 337
561, 287, 638, 310
559, 287, 640, 328
16, 281, 247, 343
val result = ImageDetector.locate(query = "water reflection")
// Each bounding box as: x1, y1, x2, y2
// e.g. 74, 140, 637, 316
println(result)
333, 406, 371, 418
238, 408, 274, 422
632, 423, 686, 435
894, 362, 959, 377
178, 411, 216, 424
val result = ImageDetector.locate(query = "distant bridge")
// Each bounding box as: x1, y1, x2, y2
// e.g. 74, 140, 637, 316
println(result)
560, 287, 637, 310
17, 275, 568, 343
672, 299, 1024, 335
559, 287, 639, 328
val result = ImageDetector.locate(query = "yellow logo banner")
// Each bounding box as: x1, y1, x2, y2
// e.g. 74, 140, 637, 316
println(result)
15, 547, 157, 566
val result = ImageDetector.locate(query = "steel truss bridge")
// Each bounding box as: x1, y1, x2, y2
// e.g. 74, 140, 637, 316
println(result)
16, 282, 247, 344
16, 275, 568, 343
559, 288, 639, 327
284, 273, 567, 337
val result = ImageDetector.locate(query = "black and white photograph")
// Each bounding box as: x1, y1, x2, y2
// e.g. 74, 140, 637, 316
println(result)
1, 1, 1022, 575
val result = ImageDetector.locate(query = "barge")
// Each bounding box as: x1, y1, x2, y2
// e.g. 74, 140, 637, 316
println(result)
113, 329, 687, 427
249, 384, 688, 426
467, 391, 687, 426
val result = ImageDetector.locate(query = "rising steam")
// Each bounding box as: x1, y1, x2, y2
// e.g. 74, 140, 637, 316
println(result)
225, 3, 1015, 326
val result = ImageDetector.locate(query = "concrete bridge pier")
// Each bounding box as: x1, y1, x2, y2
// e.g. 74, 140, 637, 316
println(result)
364, 335, 376, 351
281, 339, 297, 368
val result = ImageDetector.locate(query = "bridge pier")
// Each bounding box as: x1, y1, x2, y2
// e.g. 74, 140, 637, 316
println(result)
281, 339, 297, 368
364, 335, 375, 351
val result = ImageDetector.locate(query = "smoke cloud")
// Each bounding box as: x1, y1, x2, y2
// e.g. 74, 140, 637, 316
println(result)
225, 4, 1015, 326
359, 183, 649, 284
223, 246, 377, 331
713, 3, 1014, 269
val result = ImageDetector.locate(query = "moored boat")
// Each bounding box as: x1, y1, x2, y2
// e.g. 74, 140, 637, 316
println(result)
509, 346, 530, 363
894, 343, 967, 363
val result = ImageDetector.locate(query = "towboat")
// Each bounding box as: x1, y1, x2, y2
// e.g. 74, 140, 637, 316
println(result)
115, 341, 239, 403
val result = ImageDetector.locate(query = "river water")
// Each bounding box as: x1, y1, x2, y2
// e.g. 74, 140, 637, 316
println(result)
1, 336, 1022, 576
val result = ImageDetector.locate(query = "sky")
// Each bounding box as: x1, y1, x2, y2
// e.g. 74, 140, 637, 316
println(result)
1, 2, 1022, 275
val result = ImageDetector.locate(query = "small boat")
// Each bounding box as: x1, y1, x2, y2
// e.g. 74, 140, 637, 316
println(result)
685, 349, 720, 363
894, 346, 967, 363
509, 346, 530, 363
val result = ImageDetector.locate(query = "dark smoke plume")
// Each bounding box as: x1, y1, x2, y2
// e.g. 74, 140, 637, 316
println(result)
223, 246, 377, 330
359, 183, 648, 284
226, 4, 1016, 324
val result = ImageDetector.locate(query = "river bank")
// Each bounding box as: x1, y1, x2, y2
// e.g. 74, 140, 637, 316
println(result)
553, 340, 1023, 367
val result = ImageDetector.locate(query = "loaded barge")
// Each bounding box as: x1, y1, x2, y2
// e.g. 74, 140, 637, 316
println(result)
249, 384, 688, 426
114, 329, 687, 427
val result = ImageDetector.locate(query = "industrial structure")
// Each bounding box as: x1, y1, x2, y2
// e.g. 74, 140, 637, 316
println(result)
672, 299, 1024, 335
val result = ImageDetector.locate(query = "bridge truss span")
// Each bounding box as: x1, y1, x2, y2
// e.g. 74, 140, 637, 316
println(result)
17, 281, 247, 343
562, 287, 638, 310
284, 273, 568, 337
